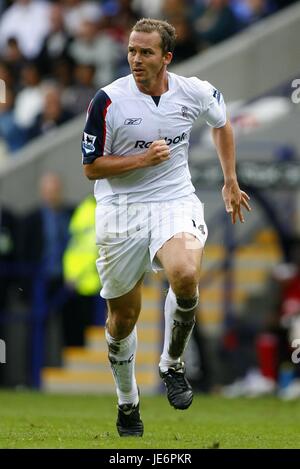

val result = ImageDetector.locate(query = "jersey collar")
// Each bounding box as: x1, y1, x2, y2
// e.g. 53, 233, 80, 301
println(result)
130, 72, 173, 99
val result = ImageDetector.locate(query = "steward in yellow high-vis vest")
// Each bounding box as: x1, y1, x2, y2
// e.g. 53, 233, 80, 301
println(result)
63, 195, 100, 296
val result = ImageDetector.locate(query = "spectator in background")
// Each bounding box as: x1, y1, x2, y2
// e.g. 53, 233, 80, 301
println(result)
132, 0, 163, 18
0, 0, 51, 60
20, 172, 74, 364
28, 84, 74, 139
0, 60, 28, 153
169, 15, 200, 64
194, 0, 241, 46
100, 0, 140, 43
63, 194, 104, 345
63, 194, 99, 299
0, 87, 28, 153
61, 0, 103, 37
231, 0, 276, 26
50, 57, 75, 91
13, 61, 44, 132
63, 63, 97, 115
68, 18, 122, 87
37, 2, 73, 77
1, 38, 25, 85
0, 61, 15, 93
20, 172, 73, 291
161, 0, 188, 18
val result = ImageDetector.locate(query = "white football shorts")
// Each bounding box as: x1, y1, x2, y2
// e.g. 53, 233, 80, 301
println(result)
95, 193, 208, 299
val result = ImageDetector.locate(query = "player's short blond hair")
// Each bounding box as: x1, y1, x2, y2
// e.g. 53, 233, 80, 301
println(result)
131, 18, 177, 54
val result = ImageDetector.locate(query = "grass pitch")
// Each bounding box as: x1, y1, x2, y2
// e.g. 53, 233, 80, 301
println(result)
0, 390, 300, 449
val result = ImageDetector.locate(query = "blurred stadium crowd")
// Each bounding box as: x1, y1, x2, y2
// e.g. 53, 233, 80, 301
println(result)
0, 0, 298, 158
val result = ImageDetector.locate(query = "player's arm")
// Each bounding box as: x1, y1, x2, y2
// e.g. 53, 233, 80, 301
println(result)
212, 120, 251, 224
201, 83, 251, 224
82, 90, 170, 179
83, 140, 170, 180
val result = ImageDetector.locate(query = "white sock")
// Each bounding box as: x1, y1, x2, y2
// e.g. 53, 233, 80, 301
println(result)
159, 287, 198, 372
105, 327, 139, 406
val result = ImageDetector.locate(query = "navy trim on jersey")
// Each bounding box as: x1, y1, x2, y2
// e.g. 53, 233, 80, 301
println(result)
213, 88, 221, 104
151, 96, 161, 107
82, 90, 112, 165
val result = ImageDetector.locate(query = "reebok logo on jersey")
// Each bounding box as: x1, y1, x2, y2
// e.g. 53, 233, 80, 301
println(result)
82, 132, 96, 154
134, 132, 187, 149
124, 118, 142, 125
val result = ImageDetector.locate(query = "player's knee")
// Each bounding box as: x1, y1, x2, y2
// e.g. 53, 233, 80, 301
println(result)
170, 265, 198, 297
108, 307, 139, 339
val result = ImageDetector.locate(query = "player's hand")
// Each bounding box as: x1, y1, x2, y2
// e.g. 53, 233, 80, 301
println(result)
222, 180, 251, 224
143, 140, 170, 166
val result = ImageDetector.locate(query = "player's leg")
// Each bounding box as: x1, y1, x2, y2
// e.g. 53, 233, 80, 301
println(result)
157, 232, 202, 364
106, 276, 143, 405
105, 277, 144, 436
155, 233, 203, 409
95, 201, 151, 435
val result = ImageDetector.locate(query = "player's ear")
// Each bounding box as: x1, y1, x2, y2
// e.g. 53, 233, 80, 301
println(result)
164, 52, 173, 65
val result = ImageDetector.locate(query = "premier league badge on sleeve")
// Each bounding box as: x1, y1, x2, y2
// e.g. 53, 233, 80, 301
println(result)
82, 132, 97, 154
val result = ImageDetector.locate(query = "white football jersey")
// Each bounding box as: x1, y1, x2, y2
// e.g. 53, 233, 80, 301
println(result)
82, 72, 226, 204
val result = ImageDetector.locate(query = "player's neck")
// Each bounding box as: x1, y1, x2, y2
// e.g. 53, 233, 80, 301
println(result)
135, 71, 169, 96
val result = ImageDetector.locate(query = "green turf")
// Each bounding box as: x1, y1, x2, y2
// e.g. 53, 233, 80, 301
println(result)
0, 390, 300, 448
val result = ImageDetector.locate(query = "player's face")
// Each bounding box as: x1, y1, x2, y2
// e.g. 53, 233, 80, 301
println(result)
128, 31, 172, 90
